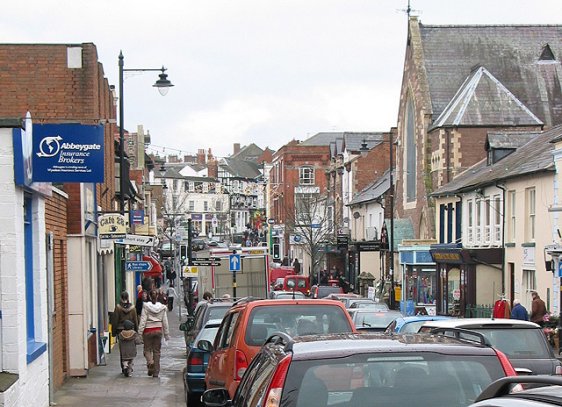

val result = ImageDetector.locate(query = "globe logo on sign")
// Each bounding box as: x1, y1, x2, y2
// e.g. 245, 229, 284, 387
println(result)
37, 135, 62, 158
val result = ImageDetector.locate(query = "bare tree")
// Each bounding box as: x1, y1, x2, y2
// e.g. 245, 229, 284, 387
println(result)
285, 187, 335, 280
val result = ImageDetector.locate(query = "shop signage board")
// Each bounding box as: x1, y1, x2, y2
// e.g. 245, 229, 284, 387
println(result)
98, 213, 127, 239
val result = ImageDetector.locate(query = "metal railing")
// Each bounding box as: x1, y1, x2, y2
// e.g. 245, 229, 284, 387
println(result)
465, 304, 493, 318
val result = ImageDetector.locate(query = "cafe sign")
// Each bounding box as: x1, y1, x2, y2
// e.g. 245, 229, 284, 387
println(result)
98, 213, 127, 239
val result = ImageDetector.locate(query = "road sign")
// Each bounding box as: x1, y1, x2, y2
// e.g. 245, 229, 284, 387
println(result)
229, 254, 241, 272
125, 261, 153, 272
115, 234, 155, 247
183, 266, 198, 276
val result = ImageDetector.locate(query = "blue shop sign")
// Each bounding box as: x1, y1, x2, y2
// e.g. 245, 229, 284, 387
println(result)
31, 124, 104, 182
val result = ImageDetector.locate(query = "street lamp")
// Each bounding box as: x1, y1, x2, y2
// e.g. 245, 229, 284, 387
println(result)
118, 51, 174, 214
359, 139, 369, 158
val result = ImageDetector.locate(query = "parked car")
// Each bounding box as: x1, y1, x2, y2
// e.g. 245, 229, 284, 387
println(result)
192, 239, 207, 251
349, 309, 404, 332
183, 319, 221, 405
324, 293, 362, 307
269, 290, 307, 300
202, 330, 517, 407
201, 297, 356, 398
179, 298, 233, 349
310, 284, 344, 299
348, 298, 390, 310
420, 318, 562, 375
386, 315, 454, 333
470, 376, 562, 406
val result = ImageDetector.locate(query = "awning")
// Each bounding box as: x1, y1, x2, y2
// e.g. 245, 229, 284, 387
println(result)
142, 255, 163, 278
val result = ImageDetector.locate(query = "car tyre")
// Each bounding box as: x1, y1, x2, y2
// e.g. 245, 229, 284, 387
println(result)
186, 391, 199, 406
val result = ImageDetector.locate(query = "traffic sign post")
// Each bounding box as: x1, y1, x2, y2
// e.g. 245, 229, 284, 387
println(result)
229, 254, 241, 272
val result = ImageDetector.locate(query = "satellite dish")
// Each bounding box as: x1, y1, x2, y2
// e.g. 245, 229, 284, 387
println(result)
353, 212, 360, 219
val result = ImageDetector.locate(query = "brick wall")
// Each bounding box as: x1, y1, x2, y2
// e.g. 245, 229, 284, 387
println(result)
45, 190, 69, 390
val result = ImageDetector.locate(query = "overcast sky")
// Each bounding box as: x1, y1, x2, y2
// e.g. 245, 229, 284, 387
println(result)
2, 1, 560, 158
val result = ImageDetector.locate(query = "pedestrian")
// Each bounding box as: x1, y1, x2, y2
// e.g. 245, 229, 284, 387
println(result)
511, 299, 529, 321
118, 320, 142, 377
293, 258, 301, 274
135, 285, 147, 317
138, 289, 170, 378
530, 291, 548, 326
157, 287, 168, 306
111, 291, 139, 374
166, 285, 178, 311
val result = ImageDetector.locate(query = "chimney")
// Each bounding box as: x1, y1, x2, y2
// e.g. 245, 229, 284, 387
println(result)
233, 143, 241, 155
197, 148, 206, 165
208, 157, 219, 178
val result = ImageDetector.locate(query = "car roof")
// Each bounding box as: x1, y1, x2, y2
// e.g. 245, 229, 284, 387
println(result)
351, 309, 403, 315
421, 318, 540, 329
231, 298, 343, 310
287, 333, 498, 361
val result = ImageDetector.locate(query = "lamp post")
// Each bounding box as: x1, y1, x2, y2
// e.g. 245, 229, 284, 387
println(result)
118, 51, 173, 214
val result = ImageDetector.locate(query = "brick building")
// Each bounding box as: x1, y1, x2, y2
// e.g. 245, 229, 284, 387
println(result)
0, 42, 117, 402
270, 134, 333, 278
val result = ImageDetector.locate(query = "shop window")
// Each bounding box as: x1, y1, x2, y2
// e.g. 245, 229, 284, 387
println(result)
405, 268, 436, 305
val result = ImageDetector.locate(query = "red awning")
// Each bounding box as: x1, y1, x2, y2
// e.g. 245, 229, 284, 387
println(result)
142, 255, 163, 277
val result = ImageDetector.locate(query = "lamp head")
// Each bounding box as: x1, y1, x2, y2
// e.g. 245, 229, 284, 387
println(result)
153, 67, 174, 96
359, 139, 369, 157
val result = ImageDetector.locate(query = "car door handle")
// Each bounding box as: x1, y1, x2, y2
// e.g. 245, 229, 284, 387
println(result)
515, 367, 533, 375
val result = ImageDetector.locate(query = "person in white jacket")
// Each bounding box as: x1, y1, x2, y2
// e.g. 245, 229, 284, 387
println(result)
138, 289, 170, 378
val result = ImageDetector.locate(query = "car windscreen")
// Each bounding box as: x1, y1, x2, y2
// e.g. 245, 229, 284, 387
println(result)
468, 327, 552, 359
354, 312, 400, 329
245, 305, 352, 346
283, 352, 505, 407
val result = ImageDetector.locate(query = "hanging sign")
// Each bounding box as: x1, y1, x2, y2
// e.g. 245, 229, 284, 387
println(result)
98, 213, 127, 239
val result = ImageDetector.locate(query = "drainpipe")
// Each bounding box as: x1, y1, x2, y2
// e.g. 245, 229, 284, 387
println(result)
496, 183, 507, 294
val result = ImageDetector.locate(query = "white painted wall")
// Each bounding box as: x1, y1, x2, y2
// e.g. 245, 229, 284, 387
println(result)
0, 127, 49, 406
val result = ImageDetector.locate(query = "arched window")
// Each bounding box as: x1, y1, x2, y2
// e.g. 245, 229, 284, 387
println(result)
405, 97, 416, 202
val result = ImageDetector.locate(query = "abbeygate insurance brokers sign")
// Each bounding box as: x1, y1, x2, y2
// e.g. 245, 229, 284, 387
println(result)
32, 124, 104, 182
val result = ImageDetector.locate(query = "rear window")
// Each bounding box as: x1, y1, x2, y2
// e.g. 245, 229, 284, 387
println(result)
245, 305, 352, 346
283, 352, 505, 407
317, 286, 342, 298
207, 306, 230, 322
354, 312, 400, 330
469, 328, 552, 359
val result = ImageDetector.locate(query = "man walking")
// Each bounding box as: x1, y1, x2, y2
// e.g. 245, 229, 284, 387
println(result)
530, 291, 547, 326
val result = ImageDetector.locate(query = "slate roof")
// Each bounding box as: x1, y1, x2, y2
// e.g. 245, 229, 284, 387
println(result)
432, 125, 562, 196
232, 143, 264, 163
301, 132, 344, 146
417, 21, 562, 127
486, 131, 540, 150
348, 170, 391, 206
389, 218, 415, 251
220, 157, 261, 179
431, 67, 543, 129
343, 132, 386, 152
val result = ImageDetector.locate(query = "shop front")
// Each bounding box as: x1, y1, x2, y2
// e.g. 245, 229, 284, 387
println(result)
398, 242, 437, 315
430, 243, 503, 316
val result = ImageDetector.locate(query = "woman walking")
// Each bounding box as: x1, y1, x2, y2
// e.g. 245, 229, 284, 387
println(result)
138, 289, 170, 378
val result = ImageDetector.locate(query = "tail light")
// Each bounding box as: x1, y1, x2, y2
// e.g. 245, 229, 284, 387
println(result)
263, 355, 292, 407
556, 365, 562, 375
495, 349, 517, 376
234, 350, 248, 381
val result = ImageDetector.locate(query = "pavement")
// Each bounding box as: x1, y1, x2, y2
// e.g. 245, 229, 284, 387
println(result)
53, 303, 190, 407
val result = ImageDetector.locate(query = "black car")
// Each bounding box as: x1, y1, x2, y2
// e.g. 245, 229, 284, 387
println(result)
179, 298, 232, 349
202, 330, 517, 407
470, 376, 562, 406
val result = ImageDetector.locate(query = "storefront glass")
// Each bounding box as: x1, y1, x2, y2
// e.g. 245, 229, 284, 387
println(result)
405, 267, 436, 305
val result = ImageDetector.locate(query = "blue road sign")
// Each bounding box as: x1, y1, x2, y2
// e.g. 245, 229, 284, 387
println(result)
125, 261, 152, 272
229, 254, 241, 272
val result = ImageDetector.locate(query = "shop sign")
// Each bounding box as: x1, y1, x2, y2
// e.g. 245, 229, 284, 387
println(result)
98, 213, 127, 239
430, 249, 463, 264
357, 242, 380, 252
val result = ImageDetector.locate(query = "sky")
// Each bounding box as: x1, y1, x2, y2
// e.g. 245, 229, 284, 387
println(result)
1, 1, 560, 158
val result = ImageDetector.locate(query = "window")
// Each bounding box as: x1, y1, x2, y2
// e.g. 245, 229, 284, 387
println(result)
24, 195, 46, 363
405, 97, 416, 202
203, 201, 208, 212
493, 195, 502, 243
475, 200, 482, 243
467, 200, 473, 244
522, 269, 536, 294
215, 200, 222, 211
526, 188, 536, 241
508, 190, 516, 242
188, 200, 195, 211
484, 197, 491, 244
299, 166, 315, 185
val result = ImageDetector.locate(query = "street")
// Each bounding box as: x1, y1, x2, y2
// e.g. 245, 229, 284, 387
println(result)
54, 308, 188, 407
